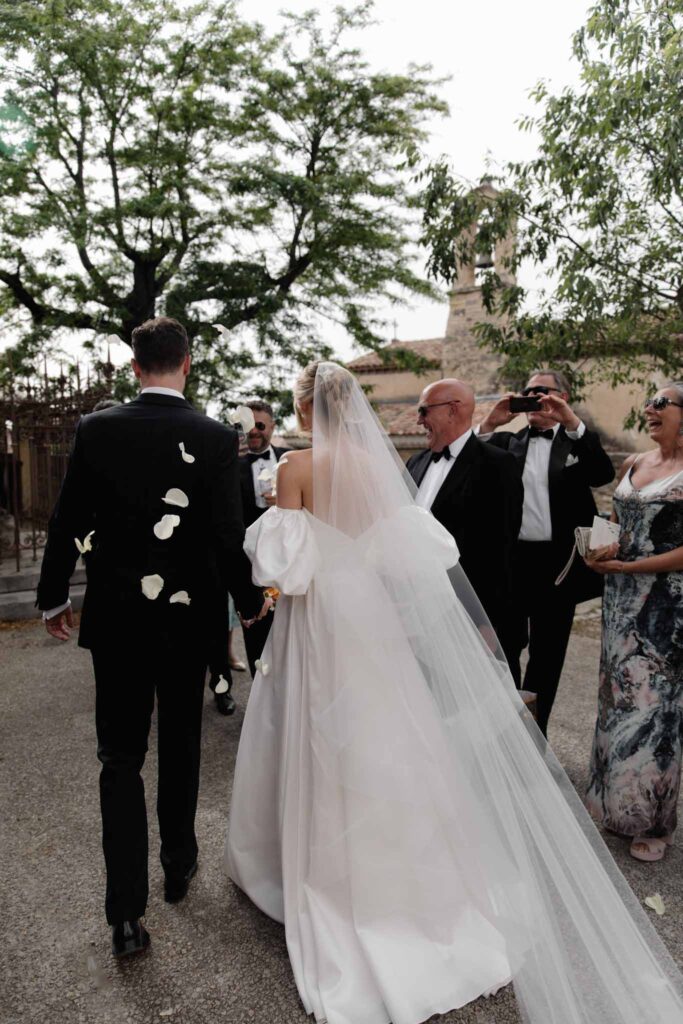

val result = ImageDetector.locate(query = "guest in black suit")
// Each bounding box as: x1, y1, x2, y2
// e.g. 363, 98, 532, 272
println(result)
37, 317, 267, 957
407, 379, 523, 666
237, 399, 289, 676
477, 368, 615, 736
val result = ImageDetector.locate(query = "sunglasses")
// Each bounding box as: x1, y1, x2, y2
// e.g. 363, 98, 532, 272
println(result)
521, 386, 562, 397
251, 421, 268, 431
645, 396, 683, 412
417, 400, 462, 417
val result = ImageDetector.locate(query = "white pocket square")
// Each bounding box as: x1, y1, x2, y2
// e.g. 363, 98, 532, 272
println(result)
564, 454, 579, 467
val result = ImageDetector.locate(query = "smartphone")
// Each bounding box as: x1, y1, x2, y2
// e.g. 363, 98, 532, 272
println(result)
509, 396, 542, 413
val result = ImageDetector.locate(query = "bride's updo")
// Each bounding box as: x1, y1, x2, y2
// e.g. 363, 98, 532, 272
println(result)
294, 361, 354, 431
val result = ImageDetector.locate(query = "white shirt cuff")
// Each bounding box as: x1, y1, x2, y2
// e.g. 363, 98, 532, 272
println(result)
474, 424, 494, 440
565, 420, 586, 440
42, 599, 71, 621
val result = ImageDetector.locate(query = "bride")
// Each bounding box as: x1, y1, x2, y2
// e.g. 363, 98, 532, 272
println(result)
225, 361, 683, 1024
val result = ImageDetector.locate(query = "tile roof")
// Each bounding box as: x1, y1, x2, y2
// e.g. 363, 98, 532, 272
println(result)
347, 338, 444, 372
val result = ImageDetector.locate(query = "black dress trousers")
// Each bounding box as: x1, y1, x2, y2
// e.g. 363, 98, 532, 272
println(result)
505, 540, 577, 737
91, 640, 207, 924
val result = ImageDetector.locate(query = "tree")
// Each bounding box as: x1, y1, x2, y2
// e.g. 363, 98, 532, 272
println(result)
0, 0, 445, 410
420, 0, 683, 415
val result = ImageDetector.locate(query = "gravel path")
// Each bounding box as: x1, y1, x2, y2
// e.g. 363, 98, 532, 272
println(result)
1, 614, 681, 1024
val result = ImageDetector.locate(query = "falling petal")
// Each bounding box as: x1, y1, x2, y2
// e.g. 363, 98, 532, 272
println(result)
214, 675, 230, 694
254, 659, 262, 673
179, 442, 195, 464
645, 894, 666, 916
235, 405, 255, 433
169, 590, 191, 606
162, 487, 189, 508
141, 574, 164, 600
74, 529, 95, 554
257, 467, 275, 482
261, 663, 271, 676
212, 323, 230, 342
153, 514, 181, 540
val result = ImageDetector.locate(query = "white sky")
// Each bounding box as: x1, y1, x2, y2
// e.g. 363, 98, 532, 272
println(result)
241, 0, 593, 361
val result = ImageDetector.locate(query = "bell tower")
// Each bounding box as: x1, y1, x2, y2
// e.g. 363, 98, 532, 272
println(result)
441, 180, 516, 393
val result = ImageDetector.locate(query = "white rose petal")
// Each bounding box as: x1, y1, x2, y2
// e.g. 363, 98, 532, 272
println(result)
214, 675, 230, 694
261, 663, 271, 676
162, 487, 189, 508
645, 893, 666, 916
254, 659, 262, 673
74, 529, 95, 554
257, 467, 275, 482
141, 574, 164, 600
153, 514, 181, 540
169, 590, 191, 606
235, 405, 255, 433
179, 442, 195, 464
212, 323, 230, 342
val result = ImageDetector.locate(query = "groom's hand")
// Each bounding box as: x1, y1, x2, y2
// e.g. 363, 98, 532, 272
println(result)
44, 606, 74, 642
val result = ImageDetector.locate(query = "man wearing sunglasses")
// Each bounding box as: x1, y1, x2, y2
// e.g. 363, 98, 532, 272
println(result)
209, 399, 290, 708
476, 369, 615, 737
407, 378, 524, 668
238, 399, 290, 675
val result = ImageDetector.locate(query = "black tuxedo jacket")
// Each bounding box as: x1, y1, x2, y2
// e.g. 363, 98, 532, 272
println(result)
239, 445, 290, 528
407, 434, 524, 633
484, 424, 615, 603
37, 393, 263, 650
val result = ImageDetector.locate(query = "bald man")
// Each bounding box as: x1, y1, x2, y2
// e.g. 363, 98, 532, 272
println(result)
407, 379, 524, 670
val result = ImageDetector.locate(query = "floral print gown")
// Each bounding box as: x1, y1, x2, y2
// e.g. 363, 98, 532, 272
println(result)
586, 466, 683, 837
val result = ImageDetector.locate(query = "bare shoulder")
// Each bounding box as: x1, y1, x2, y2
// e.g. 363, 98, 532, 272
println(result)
617, 451, 639, 482
276, 447, 311, 510
278, 447, 311, 472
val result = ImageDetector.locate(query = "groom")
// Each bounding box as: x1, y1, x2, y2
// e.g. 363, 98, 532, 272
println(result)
37, 317, 267, 957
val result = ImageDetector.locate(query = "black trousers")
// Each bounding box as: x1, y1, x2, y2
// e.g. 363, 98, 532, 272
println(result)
91, 643, 207, 925
506, 541, 577, 737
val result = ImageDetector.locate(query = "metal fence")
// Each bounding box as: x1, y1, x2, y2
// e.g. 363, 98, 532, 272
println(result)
1, 371, 115, 571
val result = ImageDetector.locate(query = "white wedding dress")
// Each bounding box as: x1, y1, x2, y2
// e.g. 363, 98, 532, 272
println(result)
225, 363, 683, 1024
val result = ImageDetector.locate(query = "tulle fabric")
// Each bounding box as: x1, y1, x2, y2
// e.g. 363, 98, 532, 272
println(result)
226, 362, 683, 1024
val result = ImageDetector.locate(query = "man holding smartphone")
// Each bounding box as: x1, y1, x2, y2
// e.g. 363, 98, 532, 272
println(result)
477, 369, 615, 737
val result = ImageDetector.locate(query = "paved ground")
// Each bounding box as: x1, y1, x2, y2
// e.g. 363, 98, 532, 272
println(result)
2, 612, 682, 1024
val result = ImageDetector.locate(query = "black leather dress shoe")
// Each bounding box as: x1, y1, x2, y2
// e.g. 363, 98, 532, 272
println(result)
111, 919, 150, 958
164, 860, 198, 903
214, 691, 236, 715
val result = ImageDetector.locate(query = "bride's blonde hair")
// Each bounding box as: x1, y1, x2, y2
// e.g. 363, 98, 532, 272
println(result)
293, 361, 354, 432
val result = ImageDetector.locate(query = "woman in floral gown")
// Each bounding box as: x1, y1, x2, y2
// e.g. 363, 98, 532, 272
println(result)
586, 383, 683, 861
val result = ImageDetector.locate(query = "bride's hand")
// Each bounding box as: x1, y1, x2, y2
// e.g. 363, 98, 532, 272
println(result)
256, 597, 274, 620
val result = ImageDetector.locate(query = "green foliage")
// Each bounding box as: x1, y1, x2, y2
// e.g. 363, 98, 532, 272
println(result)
420, 0, 683, 401
0, 0, 445, 406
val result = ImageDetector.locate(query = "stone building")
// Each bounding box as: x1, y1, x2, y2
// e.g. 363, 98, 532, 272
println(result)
349, 182, 651, 457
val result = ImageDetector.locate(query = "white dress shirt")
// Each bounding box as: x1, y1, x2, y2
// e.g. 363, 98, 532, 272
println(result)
250, 445, 276, 509
415, 429, 473, 510
475, 420, 585, 542
43, 386, 187, 621
140, 386, 186, 400
518, 421, 585, 541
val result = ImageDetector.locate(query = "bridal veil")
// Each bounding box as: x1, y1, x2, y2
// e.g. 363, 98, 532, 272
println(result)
304, 361, 683, 1024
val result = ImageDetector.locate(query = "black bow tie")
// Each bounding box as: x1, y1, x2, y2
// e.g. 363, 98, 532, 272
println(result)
247, 449, 271, 463
431, 447, 452, 463
528, 428, 554, 441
